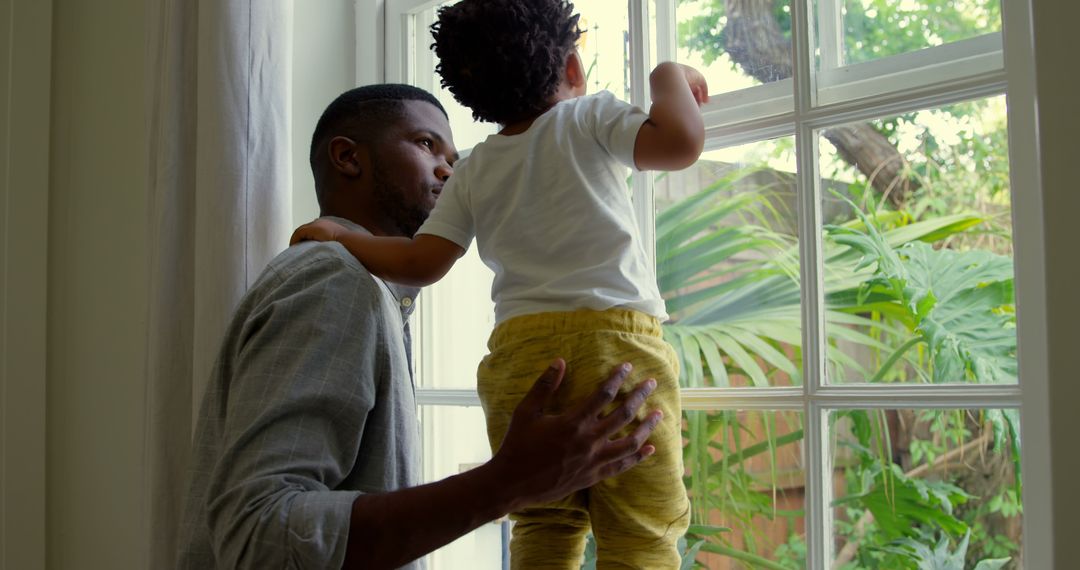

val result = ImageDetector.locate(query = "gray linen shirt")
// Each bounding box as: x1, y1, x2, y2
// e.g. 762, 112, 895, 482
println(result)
177, 219, 425, 569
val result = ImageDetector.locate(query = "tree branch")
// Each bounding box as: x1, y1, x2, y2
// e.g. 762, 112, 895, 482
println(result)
721, 0, 917, 207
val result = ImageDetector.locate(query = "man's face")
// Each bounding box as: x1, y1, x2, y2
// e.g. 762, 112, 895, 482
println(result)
370, 100, 459, 237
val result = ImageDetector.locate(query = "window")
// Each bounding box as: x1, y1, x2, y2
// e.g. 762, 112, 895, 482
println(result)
381, 0, 1033, 567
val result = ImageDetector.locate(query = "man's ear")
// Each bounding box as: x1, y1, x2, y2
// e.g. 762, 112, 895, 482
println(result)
327, 136, 370, 178
564, 50, 586, 90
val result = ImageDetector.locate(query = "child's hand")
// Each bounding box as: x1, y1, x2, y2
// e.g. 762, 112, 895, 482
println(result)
290, 219, 348, 245
679, 64, 709, 105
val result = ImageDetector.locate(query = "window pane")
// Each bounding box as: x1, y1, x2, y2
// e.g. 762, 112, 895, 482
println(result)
576, 0, 633, 102
419, 405, 504, 569
657, 138, 803, 388
818, 96, 1015, 385
417, 248, 495, 389
421, 407, 811, 569
677, 0, 793, 94
829, 408, 1022, 568
680, 410, 806, 569
820, 0, 1002, 68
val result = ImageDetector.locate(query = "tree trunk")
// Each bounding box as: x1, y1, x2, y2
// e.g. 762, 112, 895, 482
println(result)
723, 0, 917, 207
723, 0, 791, 82
822, 125, 916, 208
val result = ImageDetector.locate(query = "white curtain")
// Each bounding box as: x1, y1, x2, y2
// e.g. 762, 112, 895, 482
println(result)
144, 0, 293, 565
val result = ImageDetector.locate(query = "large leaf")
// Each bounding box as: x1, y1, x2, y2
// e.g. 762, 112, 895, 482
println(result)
835, 464, 970, 540
828, 217, 1016, 383
655, 183, 1014, 564
902, 244, 1016, 383
878, 531, 1010, 570
658, 183, 990, 387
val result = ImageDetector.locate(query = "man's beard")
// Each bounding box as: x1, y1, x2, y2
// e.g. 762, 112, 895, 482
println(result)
371, 164, 431, 237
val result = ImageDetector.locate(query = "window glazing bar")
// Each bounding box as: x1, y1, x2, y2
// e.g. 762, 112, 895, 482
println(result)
792, 0, 828, 565
629, 0, 657, 268
816, 34, 1003, 106
816, 0, 844, 71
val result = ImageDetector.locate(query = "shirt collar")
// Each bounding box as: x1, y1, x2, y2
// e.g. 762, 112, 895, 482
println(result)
321, 216, 421, 320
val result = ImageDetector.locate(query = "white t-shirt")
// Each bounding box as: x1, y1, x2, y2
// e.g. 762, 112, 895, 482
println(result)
417, 91, 668, 324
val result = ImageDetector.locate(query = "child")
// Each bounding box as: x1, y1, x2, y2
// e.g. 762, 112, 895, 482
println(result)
292, 0, 707, 567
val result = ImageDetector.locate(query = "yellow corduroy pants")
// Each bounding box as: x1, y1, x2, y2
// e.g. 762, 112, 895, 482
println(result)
477, 308, 690, 570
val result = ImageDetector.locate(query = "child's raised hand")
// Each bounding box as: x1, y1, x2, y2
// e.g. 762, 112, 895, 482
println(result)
290, 219, 347, 246
679, 64, 709, 106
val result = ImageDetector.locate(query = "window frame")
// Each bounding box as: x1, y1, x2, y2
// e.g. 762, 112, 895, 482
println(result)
366, 0, 1052, 567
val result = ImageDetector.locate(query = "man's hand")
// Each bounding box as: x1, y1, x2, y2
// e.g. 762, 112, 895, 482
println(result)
342, 359, 660, 568
487, 359, 663, 512
290, 218, 348, 246
679, 63, 709, 105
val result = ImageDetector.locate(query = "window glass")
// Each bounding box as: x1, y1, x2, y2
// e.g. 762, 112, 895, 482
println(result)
575, 0, 633, 102
827, 0, 1002, 67
417, 248, 495, 389
657, 138, 803, 388
677, 0, 793, 95
419, 405, 503, 568
819, 96, 1015, 385
681, 410, 807, 569
829, 408, 1022, 568
388, 0, 1027, 566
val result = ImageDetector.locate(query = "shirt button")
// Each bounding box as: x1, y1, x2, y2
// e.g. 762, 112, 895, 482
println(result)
401, 297, 413, 308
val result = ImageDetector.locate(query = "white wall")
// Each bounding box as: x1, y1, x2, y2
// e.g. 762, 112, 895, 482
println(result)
46, 0, 149, 568
292, 0, 358, 226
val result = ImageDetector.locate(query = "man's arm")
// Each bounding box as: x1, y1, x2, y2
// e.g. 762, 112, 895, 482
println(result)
633, 62, 708, 171
291, 220, 464, 287
202, 251, 661, 569
202, 253, 406, 570
343, 360, 661, 569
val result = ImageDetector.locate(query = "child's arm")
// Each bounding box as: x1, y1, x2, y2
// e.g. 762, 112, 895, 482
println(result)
291, 219, 464, 287
633, 62, 708, 171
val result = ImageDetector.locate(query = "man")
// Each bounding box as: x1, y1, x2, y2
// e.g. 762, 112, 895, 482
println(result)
176, 84, 662, 569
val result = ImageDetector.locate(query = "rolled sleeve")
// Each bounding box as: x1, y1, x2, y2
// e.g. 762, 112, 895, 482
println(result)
286, 490, 364, 569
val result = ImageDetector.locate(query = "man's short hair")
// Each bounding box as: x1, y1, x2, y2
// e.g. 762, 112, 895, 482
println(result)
309, 84, 448, 170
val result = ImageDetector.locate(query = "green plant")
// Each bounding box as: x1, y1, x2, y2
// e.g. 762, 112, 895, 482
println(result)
650, 175, 1020, 568
659, 2, 1017, 565
834, 463, 971, 540
878, 531, 1010, 570
826, 198, 1017, 385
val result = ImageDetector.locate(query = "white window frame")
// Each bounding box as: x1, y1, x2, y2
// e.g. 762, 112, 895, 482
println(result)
365, 0, 1052, 567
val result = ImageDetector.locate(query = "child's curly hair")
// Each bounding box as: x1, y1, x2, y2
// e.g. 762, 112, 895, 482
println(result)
431, 0, 583, 125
